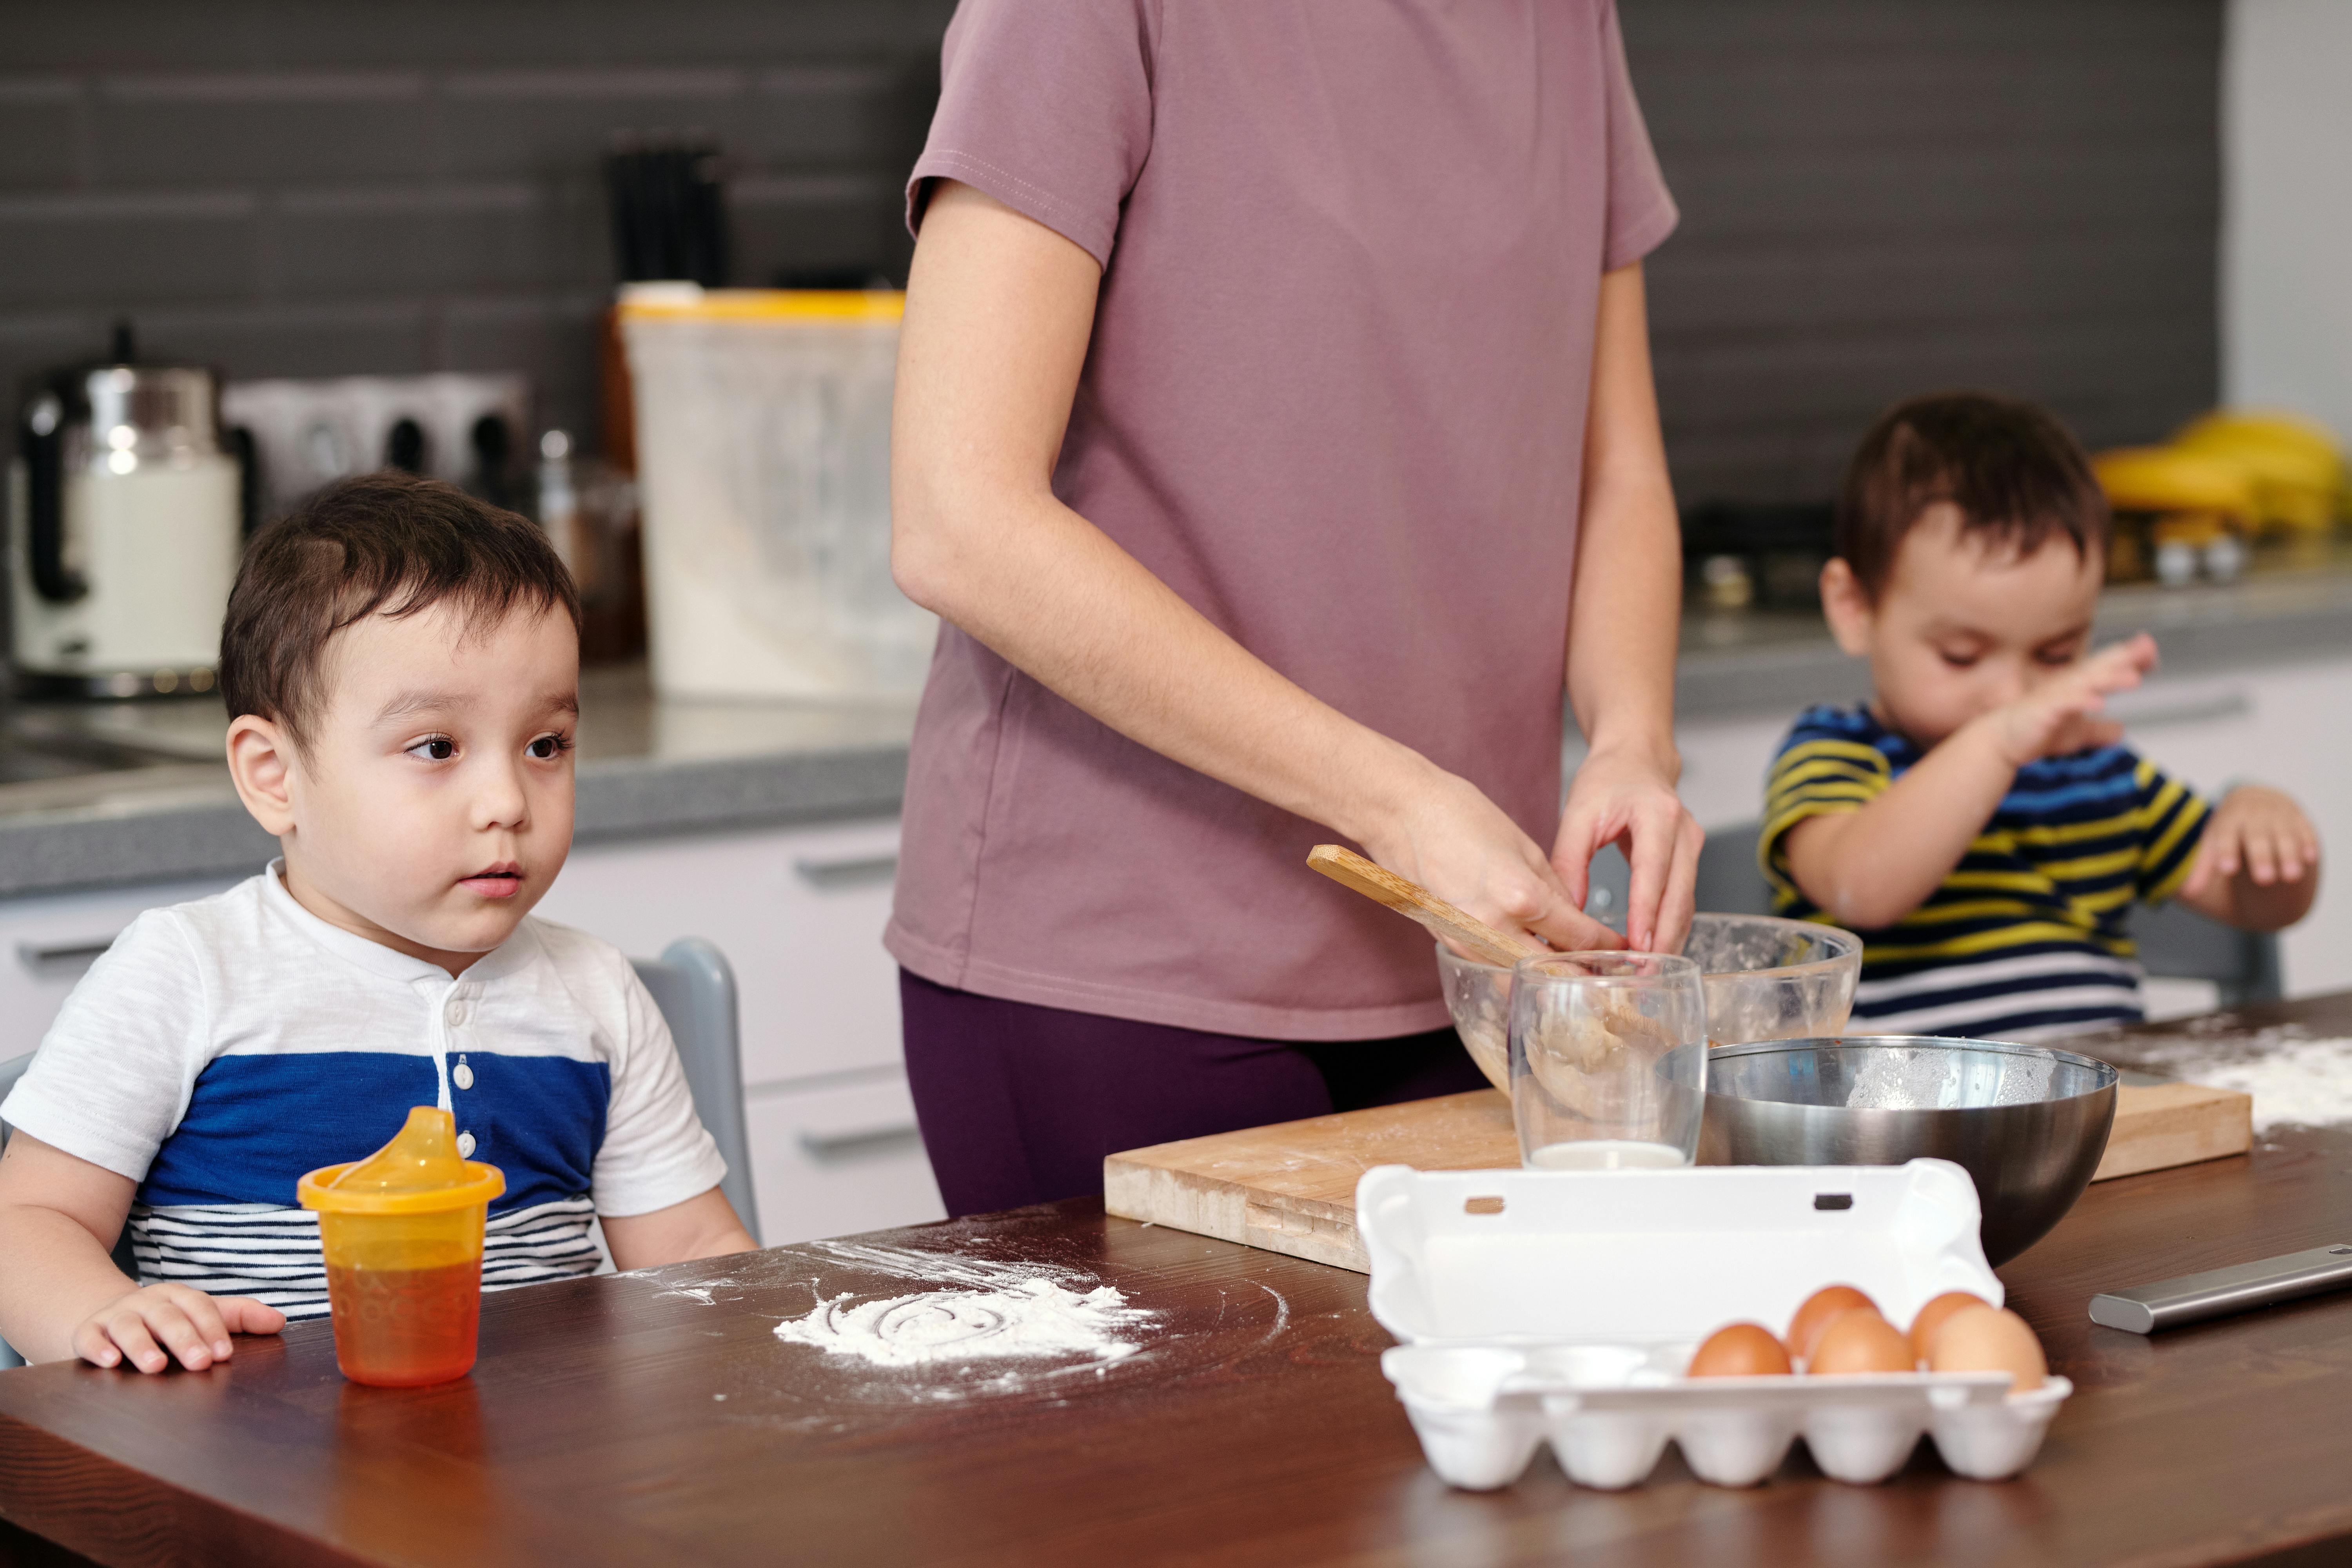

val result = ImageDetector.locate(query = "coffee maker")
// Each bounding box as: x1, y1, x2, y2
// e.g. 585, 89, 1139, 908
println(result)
9, 327, 252, 697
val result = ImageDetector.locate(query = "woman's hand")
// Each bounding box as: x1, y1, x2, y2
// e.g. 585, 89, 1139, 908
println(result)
1359, 766, 1624, 955
73, 1283, 283, 1374
1552, 743, 1702, 953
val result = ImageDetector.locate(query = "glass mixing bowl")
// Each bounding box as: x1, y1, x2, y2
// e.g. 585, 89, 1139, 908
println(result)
1437, 913, 1863, 1093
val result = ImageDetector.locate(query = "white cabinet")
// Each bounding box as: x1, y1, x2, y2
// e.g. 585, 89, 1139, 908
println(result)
0, 875, 239, 1061
537, 817, 909, 1087
533, 815, 946, 1243
742, 1072, 942, 1246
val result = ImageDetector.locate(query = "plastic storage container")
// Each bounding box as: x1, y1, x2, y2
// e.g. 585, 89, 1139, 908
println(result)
298, 1107, 506, 1387
1359, 1159, 2070, 1490
619, 285, 936, 700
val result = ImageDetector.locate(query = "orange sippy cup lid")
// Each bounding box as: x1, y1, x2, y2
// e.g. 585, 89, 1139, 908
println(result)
297, 1106, 505, 1216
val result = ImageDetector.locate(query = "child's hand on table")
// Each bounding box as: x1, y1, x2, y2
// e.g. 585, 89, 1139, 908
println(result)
75, 1283, 285, 1374
1975, 633, 2158, 768
2184, 785, 2320, 900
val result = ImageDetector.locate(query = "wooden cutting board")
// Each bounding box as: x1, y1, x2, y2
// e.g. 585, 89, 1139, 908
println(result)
1103, 1081, 2252, 1275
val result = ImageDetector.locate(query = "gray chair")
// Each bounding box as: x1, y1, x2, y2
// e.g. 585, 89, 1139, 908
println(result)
1694, 819, 2283, 1007
0, 934, 758, 1370
632, 937, 760, 1243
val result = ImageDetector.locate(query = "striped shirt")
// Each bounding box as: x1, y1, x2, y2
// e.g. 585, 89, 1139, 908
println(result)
1760, 704, 2210, 1041
0, 867, 727, 1320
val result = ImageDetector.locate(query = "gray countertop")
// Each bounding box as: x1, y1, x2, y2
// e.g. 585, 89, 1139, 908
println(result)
5, 553, 2350, 901
1673, 551, 2352, 720
0, 666, 918, 900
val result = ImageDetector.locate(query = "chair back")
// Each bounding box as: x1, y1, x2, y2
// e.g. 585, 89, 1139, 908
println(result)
632, 938, 761, 1243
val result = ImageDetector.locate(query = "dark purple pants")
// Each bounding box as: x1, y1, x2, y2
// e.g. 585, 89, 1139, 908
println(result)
900, 969, 1490, 1217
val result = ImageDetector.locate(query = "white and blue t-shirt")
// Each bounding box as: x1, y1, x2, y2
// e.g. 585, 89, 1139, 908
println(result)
0, 867, 728, 1320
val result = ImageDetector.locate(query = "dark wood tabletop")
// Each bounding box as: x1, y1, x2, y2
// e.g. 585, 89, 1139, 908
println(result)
5, 993, 2352, 1568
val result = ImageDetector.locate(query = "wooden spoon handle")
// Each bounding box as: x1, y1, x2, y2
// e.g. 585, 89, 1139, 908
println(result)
1306, 844, 1542, 970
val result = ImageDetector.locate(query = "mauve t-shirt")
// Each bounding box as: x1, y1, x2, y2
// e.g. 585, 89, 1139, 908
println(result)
887, 0, 1678, 1040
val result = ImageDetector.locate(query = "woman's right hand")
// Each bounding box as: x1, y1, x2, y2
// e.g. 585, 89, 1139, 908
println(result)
1358, 767, 1624, 955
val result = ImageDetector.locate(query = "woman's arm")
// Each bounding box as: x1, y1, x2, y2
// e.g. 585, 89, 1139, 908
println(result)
891, 180, 1617, 951
1551, 263, 1702, 953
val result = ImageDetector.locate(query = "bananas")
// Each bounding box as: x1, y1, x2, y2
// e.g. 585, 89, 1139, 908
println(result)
2095, 410, 2348, 537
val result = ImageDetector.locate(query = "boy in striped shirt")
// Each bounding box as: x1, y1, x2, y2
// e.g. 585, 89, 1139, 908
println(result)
1762, 393, 2318, 1040
0, 474, 757, 1374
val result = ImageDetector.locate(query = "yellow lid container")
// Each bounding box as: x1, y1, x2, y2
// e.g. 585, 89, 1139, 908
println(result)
299, 1107, 505, 1387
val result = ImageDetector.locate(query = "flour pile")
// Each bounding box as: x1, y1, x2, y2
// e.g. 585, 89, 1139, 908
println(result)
773, 1242, 1157, 1369
2154, 1035, 2352, 1135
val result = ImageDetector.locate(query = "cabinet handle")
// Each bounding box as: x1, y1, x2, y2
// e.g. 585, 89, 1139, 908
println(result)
17, 939, 117, 977
797, 1122, 923, 1161
792, 853, 900, 891
2113, 691, 2253, 729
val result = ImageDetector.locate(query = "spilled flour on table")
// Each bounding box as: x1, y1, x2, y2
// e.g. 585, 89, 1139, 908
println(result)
2159, 1036, 2352, 1134
2120, 1028, 2352, 1134
773, 1242, 1157, 1369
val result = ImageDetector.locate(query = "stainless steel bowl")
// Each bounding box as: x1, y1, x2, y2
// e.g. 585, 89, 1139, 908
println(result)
1697, 1035, 2118, 1265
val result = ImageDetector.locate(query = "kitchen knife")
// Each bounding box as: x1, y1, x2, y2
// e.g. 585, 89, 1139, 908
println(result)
2088, 1243, 2352, 1333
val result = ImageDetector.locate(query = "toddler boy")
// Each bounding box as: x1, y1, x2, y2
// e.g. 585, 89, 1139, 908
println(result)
1762, 393, 2318, 1039
0, 473, 755, 1374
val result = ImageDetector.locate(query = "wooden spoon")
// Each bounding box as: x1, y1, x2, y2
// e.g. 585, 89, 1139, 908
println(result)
1306, 845, 1541, 970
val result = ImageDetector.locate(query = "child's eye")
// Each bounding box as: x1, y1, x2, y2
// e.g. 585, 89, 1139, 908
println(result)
1937, 650, 1980, 670
2034, 646, 2082, 667
526, 733, 574, 760
406, 736, 457, 762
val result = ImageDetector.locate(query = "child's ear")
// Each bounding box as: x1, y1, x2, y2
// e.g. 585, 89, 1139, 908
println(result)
226, 715, 299, 837
1819, 558, 1875, 657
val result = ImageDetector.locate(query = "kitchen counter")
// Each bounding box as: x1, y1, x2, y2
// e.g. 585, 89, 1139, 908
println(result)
4, 552, 2350, 900
4, 993, 2350, 1566
0, 665, 918, 899
1675, 548, 2352, 719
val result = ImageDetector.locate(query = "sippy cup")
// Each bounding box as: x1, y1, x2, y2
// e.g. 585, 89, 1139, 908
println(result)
298, 1106, 505, 1387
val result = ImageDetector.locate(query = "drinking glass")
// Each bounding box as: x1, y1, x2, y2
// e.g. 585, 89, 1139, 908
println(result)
1508, 951, 1709, 1169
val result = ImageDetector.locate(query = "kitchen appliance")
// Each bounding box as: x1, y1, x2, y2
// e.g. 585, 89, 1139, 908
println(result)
1698, 1036, 2118, 1265
9, 330, 250, 697
220, 373, 530, 524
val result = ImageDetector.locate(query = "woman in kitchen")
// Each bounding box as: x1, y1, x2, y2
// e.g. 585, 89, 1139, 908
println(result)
886, 0, 1699, 1216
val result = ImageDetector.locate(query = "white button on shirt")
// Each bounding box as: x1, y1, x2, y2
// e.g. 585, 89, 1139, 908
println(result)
444, 998, 467, 1027
453, 1062, 475, 1091
457, 1131, 477, 1158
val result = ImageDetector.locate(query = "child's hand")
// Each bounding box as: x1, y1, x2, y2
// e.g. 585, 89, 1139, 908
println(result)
2183, 784, 2320, 900
1978, 633, 2158, 768
74, 1284, 285, 1374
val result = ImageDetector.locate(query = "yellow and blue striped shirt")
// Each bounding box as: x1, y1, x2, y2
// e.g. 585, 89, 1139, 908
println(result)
1760, 704, 2210, 1040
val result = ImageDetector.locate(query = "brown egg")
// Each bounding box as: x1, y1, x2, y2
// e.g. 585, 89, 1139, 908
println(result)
1907, 1290, 1991, 1361
1687, 1322, 1793, 1377
1926, 1305, 2048, 1392
1788, 1285, 1881, 1361
1806, 1309, 1916, 1376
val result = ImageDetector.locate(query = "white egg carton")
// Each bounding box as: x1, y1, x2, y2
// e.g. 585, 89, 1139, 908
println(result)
1359, 1160, 2072, 1490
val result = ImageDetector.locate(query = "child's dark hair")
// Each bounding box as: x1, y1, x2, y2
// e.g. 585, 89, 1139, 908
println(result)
221, 472, 579, 748
1836, 392, 2109, 600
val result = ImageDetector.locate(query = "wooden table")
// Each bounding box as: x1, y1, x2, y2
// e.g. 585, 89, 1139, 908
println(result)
5, 995, 2352, 1567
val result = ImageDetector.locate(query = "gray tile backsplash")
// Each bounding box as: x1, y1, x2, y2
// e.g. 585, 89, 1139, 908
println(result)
1, 0, 2216, 502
